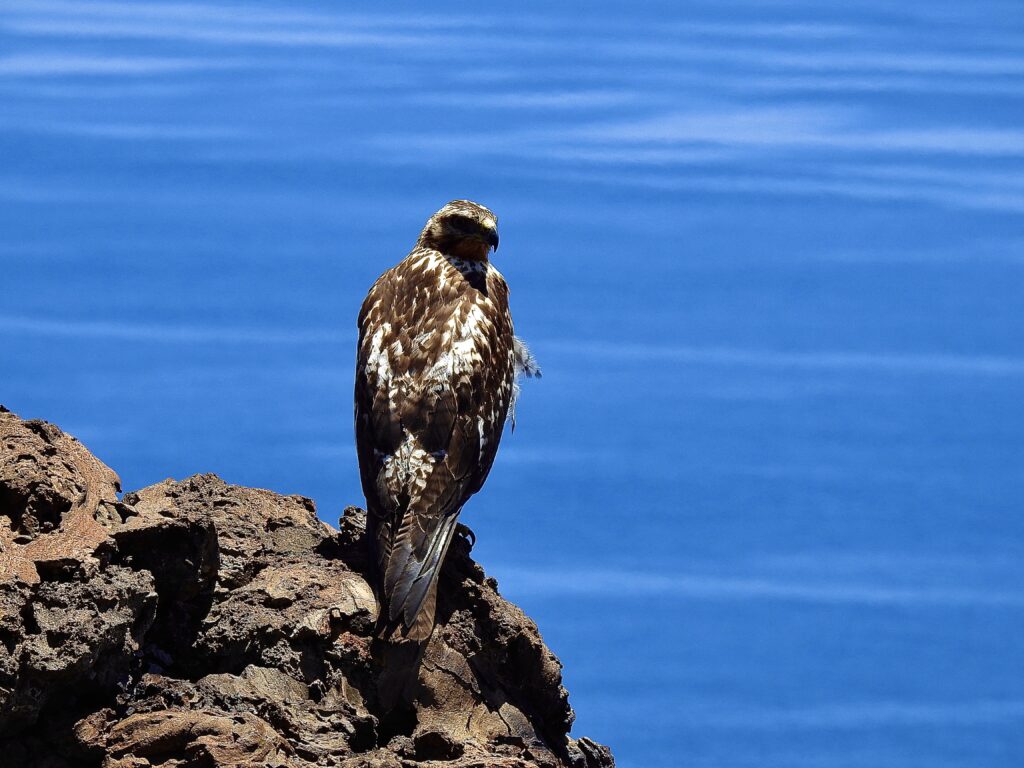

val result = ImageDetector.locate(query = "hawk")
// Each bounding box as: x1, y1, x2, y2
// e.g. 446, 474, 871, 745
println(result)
355, 200, 538, 642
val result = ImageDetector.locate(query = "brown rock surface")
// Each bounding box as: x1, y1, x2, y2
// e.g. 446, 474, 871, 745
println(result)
0, 406, 613, 768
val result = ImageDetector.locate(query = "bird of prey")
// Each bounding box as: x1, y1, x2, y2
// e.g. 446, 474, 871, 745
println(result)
355, 200, 538, 642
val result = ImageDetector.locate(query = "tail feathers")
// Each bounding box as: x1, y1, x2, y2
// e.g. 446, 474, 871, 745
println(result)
379, 513, 460, 641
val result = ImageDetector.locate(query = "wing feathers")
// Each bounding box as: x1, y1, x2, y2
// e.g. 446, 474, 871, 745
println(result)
355, 247, 517, 642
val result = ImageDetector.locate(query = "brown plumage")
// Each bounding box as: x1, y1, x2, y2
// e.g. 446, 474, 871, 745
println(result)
355, 200, 528, 642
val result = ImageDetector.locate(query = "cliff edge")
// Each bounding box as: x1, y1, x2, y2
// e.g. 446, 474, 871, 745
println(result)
0, 406, 613, 768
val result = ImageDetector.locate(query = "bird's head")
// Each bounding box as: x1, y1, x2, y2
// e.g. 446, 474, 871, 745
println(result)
418, 200, 499, 260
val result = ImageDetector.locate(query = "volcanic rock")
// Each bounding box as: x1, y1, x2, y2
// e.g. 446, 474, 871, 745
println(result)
0, 406, 613, 767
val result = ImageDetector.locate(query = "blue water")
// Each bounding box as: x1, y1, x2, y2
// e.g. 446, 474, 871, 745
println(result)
2, 1, 1024, 765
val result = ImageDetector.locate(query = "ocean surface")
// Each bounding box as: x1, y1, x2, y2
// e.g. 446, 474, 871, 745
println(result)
2, 1, 1024, 765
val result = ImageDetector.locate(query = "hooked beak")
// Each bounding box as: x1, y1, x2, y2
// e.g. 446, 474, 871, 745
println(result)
486, 228, 499, 251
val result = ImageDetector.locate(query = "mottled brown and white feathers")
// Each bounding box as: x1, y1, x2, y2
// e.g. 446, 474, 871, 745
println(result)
354, 200, 523, 642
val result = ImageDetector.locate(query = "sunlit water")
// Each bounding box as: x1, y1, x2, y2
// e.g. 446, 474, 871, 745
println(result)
2, 1, 1023, 765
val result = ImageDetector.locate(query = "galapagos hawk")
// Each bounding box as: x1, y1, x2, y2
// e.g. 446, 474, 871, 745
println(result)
355, 200, 538, 641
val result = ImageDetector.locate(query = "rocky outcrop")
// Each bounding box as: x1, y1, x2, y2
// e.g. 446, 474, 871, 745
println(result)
0, 406, 613, 768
